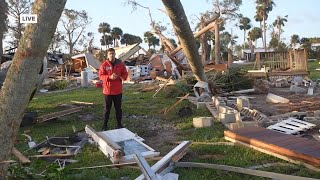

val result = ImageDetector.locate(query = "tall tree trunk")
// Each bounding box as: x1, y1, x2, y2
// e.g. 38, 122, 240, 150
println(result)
214, 23, 220, 64
200, 24, 209, 65
259, 21, 264, 49
0, 33, 3, 63
250, 40, 254, 61
0, 0, 66, 176
263, 16, 267, 52
161, 0, 207, 82
243, 29, 246, 47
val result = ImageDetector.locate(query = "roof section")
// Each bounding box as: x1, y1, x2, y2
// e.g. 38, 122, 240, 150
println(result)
71, 53, 101, 70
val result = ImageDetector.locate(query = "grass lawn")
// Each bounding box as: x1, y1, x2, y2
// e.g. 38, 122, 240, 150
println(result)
10, 83, 320, 179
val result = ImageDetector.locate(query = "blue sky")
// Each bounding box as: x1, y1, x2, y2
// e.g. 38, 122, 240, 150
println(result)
63, 0, 320, 49
7, 0, 319, 50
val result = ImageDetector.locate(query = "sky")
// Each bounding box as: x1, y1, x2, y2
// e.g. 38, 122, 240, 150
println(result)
4, 0, 320, 51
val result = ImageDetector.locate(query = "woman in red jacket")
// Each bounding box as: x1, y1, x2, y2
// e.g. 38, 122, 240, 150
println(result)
99, 48, 128, 130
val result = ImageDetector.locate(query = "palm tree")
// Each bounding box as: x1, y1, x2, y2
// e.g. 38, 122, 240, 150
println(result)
144, 31, 154, 50
239, 17, 251, 47
272, 15, 288, 41
0, 0, 8, 60
248, 27, 262, 61
290, 34, 300, 49
150, 36, 160, 49
98, 22, 111, 47
111, 27, 123, 47
255, 0, 276, 51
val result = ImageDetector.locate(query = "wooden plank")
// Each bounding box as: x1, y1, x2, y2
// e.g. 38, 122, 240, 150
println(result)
85, 125, 121, 150
225, 137, 320, 172
29, 154, 73, 158
224, 128, 320, 165
133, 152, 159, 180
175, 162, 318, 180
37, 106, 83, 123
153, 76, 173, 98
136, 141, 191, 180
164, 93, 189, 115
12, 147, 31, 164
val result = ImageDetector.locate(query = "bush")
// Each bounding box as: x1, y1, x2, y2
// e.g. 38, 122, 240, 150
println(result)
48, 80, 69, 90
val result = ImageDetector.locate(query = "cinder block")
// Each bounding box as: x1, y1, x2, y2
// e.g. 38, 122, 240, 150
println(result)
218, 106, 236, 114
236, 97, 250, 111
219, 112, 237, 124
193, 117, 213, 128
303, 117, 320, 127
224, 121, 244, 130
197, 102, 206, 109
314, 110, 320, 117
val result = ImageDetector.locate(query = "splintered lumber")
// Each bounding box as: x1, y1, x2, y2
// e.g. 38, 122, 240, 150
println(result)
37, 106, 83, 123
71, 101, 94, 105
224, 126, 320, 169
0, 160, 16, 164
175, 162, 318, 180
29, 154, 74, 158
71, 162, 137, 170
136, 141, 191, 180
153, 76, 173, 97
164, 93, 189, 115
12, 147, 31, 164
134, 152, 159, 180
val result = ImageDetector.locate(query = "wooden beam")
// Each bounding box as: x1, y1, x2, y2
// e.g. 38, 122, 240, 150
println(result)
175, 162, 318, 180
153, 76, 173, 98
71, 162, 137, 170
37, 106, 83, 123
164, 93, 189, 115
136, 141, 191, 180
134, 152, 159, 180
29, 154, 74, 158
12, 147, 31, 164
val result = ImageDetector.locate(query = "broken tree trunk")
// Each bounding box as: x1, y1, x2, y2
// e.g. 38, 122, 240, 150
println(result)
162, 0, 208, 82
0, 0, 66, 176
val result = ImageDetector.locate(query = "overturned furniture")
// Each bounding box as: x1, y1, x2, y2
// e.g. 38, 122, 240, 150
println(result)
85, 125, 159, 163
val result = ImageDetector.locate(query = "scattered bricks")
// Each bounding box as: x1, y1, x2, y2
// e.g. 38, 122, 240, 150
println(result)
219, 112, 237, 124
197, 102, 207, 109
193, 117, 213, 128
303, 117, 320, 127
236, 97, 250, 111
314, 110, 320, 117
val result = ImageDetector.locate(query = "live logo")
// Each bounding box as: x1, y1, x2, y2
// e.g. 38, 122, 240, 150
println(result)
20, 14, 38, 23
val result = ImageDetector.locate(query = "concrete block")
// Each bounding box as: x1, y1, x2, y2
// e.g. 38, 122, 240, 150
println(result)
197, 102, 207, 109
242, 121, 258, 127
219, 113, 237, 124
289, 85, 307, 93
236, 97, 250, 110
307, 87, 314, 95
314, 110, 320, 117
218, 106, 236, 114
303, 117, 320, 127
193, 117, 213, 128
224, 121, 244, 130
266, 93, 290, 104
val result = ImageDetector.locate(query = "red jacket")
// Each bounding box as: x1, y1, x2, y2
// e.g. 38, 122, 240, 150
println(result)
99, 59, 128, 95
